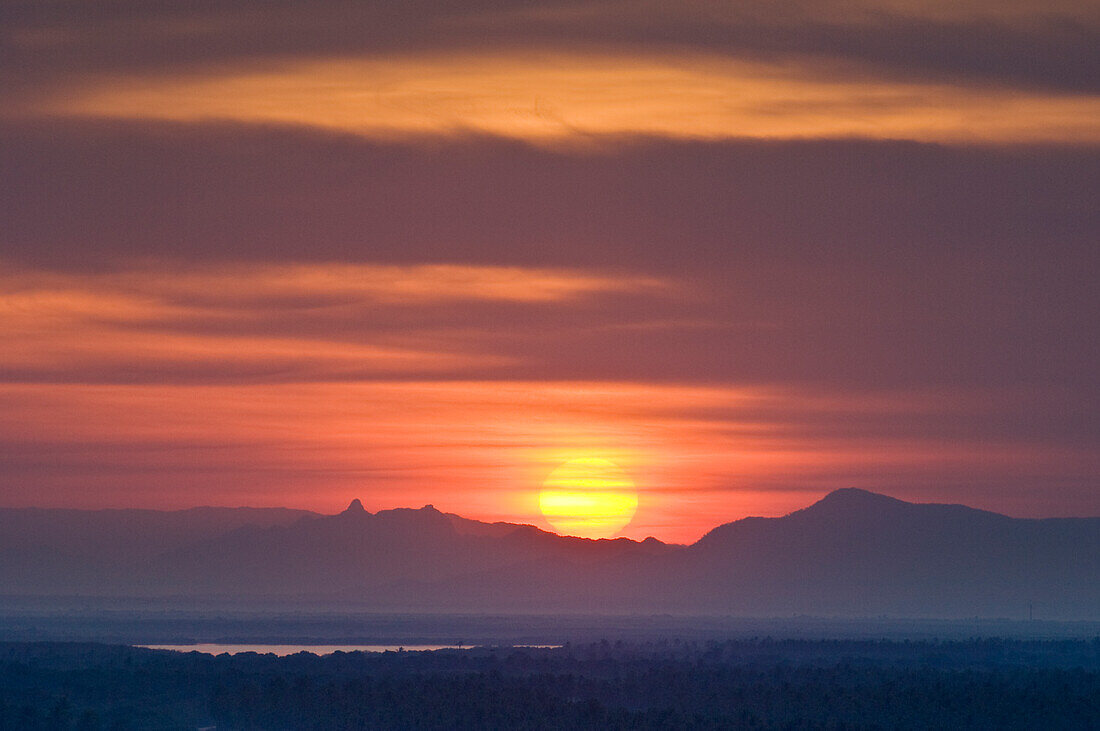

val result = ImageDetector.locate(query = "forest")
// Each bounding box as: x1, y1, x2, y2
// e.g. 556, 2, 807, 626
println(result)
2, 638, 1099, 729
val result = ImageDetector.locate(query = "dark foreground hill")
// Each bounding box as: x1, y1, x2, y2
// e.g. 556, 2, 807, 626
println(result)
0, 489, 1097, 619
3, 640, 1099, 730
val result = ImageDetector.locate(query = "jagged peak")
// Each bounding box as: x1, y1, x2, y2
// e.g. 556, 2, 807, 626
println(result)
371, 505, 454, 526
342, 498, 366, 515
377, 504, 442, 516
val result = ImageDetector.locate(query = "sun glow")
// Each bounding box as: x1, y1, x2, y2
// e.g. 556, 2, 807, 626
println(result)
538, 457, 638, 539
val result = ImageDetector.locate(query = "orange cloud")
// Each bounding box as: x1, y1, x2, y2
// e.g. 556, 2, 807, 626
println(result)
1, 262, 665, 308
22, 51, 1100, 143
0, 262, 667, 380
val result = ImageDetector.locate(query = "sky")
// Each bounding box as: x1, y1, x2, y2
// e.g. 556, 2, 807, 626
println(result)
0, 0, 1097, 542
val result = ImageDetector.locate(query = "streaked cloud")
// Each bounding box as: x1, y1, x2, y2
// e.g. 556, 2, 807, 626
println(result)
1, 262, 665, 308
0, 262, 666, 382
3, 0, 1096, 96
20, 51, 1100, 144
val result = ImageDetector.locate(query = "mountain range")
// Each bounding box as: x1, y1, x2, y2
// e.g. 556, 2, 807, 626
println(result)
1, 489, 1096, 619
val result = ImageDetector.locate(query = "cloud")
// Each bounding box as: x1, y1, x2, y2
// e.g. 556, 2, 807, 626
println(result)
2, 119, 1094, 269
3, 0, 1096, 101
0, 261, 671, 383
1, 262, 665, 308
0, 121, 1095, 394
14, 51, 1099, 144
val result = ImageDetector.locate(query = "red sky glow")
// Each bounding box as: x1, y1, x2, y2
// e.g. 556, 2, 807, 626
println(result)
1, 0, 1097, 541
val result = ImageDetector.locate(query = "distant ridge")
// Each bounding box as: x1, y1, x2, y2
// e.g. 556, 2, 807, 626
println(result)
0, 490, 1096, 619
799, 486, 907, 511
796, 487, 1004, 519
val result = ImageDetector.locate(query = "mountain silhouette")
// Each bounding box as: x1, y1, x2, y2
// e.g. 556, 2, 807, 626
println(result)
342, 498, 367, 514
0, 491, 1096, 618
670, 488, 1100, 617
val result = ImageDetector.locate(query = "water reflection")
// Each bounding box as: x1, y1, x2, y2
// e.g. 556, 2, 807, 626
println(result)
139, 644, 465, 656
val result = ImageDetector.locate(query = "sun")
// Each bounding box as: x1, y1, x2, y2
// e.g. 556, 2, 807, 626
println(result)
538, 457, 638, 539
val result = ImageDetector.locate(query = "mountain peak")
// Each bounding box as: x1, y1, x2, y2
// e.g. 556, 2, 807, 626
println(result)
342, 499, 366, 515
789, 488, 908, 520
818, 488, 905, 507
